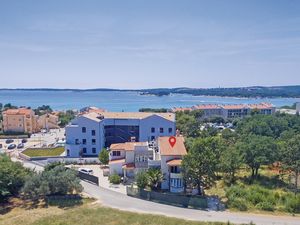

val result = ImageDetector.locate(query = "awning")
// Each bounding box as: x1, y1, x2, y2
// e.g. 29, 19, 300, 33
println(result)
167, 159, 182, 166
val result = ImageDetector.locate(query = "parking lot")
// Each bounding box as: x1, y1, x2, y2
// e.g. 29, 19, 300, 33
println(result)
0, 128, 65, 153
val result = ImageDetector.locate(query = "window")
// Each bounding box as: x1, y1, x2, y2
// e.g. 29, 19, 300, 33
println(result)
112, 151, 121, 156
92, 148, 96, 154
151, 136, 155, 141
160, 127, 164, 133
91, 130, 96, 136
75, 139, 79, 145
92, 139, 96, 145
82, 139, 86, 145
151, 127, 155, 133
168, 128, 173, 134
82, 127, 86, 133
83, 148, 87, 153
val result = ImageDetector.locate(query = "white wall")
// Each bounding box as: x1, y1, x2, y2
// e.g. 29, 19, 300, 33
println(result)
139, 115, 176, 142
65, 116, 103, 157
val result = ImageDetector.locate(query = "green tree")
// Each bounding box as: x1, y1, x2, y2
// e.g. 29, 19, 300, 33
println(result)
98, 149, 109, 165
59, 110, 76, 127
182, 137, 224, 195
220, 146, 243, 184
136, 171, 149, 189
176, 112, 200, 137
147, 168, 163, 190
22, 165, 82, 200
281, 135, 300, 190
0, 154, 32, 202
238, 135, 278, 179
3, 103, 18, 110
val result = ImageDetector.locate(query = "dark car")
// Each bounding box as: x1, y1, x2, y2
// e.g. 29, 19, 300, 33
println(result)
17, 143, 24, 149
21, 139, 28, 143
0, 144, 2, 148
7, 144, 16, 149
5, 139, 14, 144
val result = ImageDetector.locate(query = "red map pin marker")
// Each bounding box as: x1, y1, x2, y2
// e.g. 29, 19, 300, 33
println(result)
169, 136, 176, 148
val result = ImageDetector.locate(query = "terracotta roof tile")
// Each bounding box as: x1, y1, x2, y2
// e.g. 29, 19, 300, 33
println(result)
110, 142, 148, 151
158, 136, 187, 156
166, 159, 182, 166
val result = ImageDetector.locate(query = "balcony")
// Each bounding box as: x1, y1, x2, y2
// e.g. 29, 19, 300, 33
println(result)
148, 159, 161, 168
170, 172, 183, 179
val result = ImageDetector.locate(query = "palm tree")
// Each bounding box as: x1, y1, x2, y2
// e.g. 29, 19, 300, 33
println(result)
147, 168, 164, 190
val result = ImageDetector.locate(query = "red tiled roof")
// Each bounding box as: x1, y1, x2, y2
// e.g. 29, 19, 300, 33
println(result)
193, 104, 220, 110
110, 142, 148, 151
158, 136, 187, 156
221, 104, 248, 110
4, 108, 33, 116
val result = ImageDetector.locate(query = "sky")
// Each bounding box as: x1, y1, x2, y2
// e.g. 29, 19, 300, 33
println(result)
0, 0, 300, 89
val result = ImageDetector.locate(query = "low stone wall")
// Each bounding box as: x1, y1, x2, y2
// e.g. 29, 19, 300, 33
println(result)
127, 186, 207, 209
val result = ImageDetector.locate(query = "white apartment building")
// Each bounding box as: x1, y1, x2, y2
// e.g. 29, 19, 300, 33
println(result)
65, 111, 176, 157
173, 102, 276, 119
108, 136, 187, 193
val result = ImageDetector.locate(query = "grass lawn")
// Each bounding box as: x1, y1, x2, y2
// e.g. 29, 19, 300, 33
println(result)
0, 201, 236, 225
22, 147, 65, 157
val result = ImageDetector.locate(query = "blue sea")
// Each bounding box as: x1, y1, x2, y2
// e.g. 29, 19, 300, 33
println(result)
0, 90, 299, 111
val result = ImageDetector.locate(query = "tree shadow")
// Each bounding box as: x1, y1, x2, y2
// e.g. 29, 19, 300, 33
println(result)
46, 195, 83, 209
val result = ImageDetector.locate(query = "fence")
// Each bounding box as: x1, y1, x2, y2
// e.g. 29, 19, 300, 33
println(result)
77, 171, 99, 185
127, 186, 207, 209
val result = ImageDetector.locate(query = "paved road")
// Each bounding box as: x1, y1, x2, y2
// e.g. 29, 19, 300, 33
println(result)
82, 181, 300, 225
20, 160, 300, 225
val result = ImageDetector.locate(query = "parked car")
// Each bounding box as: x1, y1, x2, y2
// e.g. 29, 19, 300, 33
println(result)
17, 143, 24, 149
5, 139, 14, 144
21, 139, 28, 143
78, 168, 93, 175
7, 144, 16, 149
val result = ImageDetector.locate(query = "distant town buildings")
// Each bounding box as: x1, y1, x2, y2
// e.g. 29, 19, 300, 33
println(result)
172, 102, 275, 119
1, 108, 60, 134
2, 108, 39, 134
65, 110, 176, 157
37, 113, 60, 130
109, 136, 187, 193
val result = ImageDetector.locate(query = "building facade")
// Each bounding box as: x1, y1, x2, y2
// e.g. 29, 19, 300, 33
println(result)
2, 108, 39, 134
65, 111, 176, 157
108, 136, 187, 193
37, 113, 60, 130
173, 102, 275, 119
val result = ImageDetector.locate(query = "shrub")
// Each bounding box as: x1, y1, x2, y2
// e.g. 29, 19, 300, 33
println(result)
136, 171, 149, 189
284, 194, 300, 213
256, 202, 274, 211
22, 165, 83, 200
109, 174, 121, 184
228, 198, 248, 211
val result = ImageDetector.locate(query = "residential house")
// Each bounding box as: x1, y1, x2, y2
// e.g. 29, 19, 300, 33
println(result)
37, 113, 60, 130
108, 136, 187, 193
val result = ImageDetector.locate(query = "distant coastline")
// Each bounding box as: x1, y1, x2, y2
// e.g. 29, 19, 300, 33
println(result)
1, 85, 300, 98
